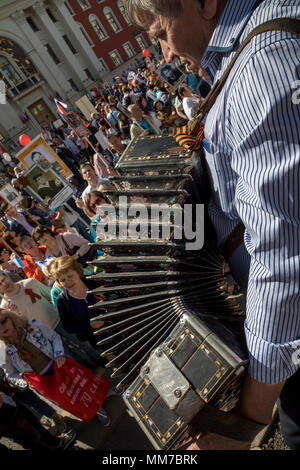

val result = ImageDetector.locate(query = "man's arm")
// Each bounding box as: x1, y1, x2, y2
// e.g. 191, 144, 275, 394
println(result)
234, 374, 285, 425
185, 35, 300, 451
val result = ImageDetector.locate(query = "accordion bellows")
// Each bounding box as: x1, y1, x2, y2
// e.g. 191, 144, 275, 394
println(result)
87, 134, 248, 449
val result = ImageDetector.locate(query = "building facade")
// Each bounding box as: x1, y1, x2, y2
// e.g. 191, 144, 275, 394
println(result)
67, 0, 151, 74
0, 0, 151, 153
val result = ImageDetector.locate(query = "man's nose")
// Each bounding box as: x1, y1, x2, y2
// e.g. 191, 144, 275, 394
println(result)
160, 40, 176, 64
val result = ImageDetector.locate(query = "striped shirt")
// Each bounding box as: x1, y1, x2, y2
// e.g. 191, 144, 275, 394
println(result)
201, 0, 300, 383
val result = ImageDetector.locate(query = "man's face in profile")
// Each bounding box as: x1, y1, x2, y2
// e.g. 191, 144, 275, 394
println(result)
146, 0, 220, 75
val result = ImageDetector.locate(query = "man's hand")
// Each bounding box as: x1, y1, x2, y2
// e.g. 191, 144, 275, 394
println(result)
175, 375, 284, 450
187, 432, 251, 450
54, 356, 66, 368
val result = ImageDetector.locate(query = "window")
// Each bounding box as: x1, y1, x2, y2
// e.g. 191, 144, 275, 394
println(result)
85, 68, 94, 81
26, 17, 39, 32
123, 42, 135, 59
68, 78, 79, 91
90, 15, 108, 41
44, 44, 60, 64
78, 24, 93, 46
118, 0, 131, 25
63, 34, 77, 54
135, 34, 148, 50
64, 2, 75, 15
46, 8, 57, 22
0, 56, 23, 86
103, 7, 122, 33
98, 58, 109, 72
109, 49, 123, 67
77, 0, 90, 10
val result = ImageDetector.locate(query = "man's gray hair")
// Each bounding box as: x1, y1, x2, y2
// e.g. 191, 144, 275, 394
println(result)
125, 0, 182, 30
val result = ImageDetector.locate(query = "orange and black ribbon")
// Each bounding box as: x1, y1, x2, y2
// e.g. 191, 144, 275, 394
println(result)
173, 122, 204, 152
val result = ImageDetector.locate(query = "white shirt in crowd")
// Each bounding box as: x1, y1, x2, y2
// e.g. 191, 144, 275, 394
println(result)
182, 96, 201, 120
0, 278, 59, 329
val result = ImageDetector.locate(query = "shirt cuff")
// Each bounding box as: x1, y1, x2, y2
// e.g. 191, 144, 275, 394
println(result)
244, 323, 300, 384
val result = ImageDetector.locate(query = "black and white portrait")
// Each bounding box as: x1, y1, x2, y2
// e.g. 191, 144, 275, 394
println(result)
157, 63, 186, 89
0, 183, 22, 207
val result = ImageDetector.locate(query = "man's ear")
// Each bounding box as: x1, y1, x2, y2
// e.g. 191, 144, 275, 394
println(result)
198, 0, 219, 20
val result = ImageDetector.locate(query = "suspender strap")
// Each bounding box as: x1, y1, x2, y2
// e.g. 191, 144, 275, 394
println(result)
194, 18, 300, 260
197, 18, 300, 122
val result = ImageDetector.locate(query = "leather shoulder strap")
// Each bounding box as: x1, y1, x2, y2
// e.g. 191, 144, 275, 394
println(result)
198, 18, 300, 120
198, 18, 300, 260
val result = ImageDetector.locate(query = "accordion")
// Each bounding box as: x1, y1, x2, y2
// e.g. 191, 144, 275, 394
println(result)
87, 134, 248, 449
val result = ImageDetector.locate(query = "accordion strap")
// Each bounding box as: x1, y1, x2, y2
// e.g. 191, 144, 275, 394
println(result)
194, 17, 300, 127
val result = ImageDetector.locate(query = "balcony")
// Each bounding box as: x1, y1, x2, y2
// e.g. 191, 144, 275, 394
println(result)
6, 74, 42, 99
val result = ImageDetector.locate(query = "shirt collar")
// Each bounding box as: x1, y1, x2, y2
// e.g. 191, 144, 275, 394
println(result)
201, 0, 262, 68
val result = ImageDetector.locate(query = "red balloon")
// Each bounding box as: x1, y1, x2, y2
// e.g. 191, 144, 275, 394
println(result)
19, 134, 31, 147
142, 48, 150, 58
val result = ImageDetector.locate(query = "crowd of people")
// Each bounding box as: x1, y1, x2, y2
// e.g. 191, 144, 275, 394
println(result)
0, 53, 211, 450
4, 0, 297, 451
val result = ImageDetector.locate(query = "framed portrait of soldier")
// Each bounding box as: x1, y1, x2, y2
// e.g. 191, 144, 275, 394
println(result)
23, 164, 75, 211
157, 63, 186, 90
16, 136, 72, 178
0, 183, 22, 207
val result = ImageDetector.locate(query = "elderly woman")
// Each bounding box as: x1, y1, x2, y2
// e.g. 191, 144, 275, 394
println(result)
0, 309, 116, 426
51, 256, 105, 349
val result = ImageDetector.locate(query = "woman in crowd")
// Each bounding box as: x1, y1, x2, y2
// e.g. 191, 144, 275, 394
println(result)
53, 206, 94, 242
19, 196, 51, 224
32, 226, 93, 266
136, 95, 153, 115
0, 309, 115, 426
0, 244, 25, 281
98, 118, 117, 137
93, 143, 114, 180
104, 104, 119, 132
51, 256, 107, 351
116, 112, 131, 140
85, 190, 112, 243
153, 100, 176, 129
38, 258, 105, 369
178, 84, 202, 121
18, 235, 48, 284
